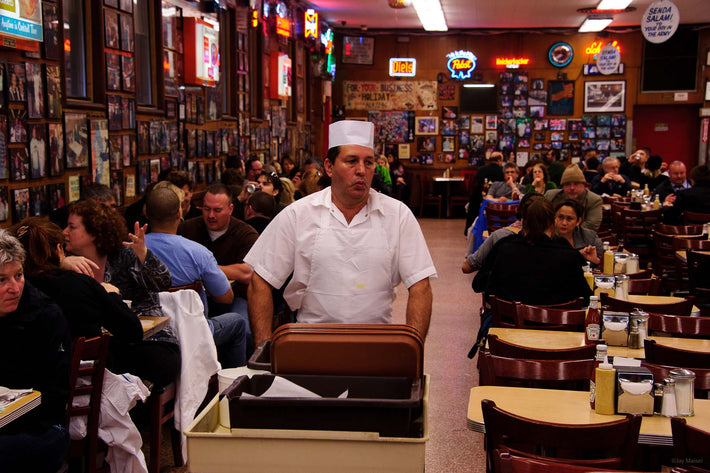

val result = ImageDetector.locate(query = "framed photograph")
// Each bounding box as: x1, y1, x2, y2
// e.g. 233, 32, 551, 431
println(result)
342, 36, 374, 65
121, 55, 135, 92
107, 94, 122, 130
584, 80, 626, 113
9, 108, 27, 143
440, 119, 458, 136
42, 2, 60, 60
470, 116, 483, 134
705, 80, 710, 101
442, 106, 457, 119
90, 119, 110, 186
6, 63, 27, 102
0, 116, 6, 179
106, 53, 121, 90
10, 148, 29, 181
29, 185, 48, 216
45, 65, 62, 119
48, 123, 64, 177
104, 10, 120, 49
442, 136, 455, 152
120, 14, 134, 52
0, 186, 7, 222
28, 123, 47, 178
416, 136, 436, 153
12, 187, 30, 222
548, 80, 575, 116
105, 0, 118, 7
65, 112, 89, 168
415, 116, 438, 135
25, 62, 44, 119
120, 0, 133, 13
485, 115, 497, 130
534, 132, 546, 141
109, 135, 122, 170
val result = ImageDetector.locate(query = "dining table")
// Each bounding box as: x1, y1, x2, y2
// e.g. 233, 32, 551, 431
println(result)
139, 315, 171, 339
675, 249, 710, 264
487, 327, 710, 359
466, 385, 710, 446
433, 175, 465, 218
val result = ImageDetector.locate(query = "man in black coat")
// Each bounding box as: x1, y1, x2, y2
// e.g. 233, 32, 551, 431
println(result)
662, 164, 710, 224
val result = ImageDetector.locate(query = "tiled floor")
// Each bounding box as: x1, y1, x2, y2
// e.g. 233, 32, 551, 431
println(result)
158, 217, 486, 472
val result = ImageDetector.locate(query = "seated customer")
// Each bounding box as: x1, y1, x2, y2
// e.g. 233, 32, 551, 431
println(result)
554, 200, 602, 266
244, 191, 275, 235
472, 198, 591, 305
590, 156, 631, 196
523, 163, 556, 195
61, 200, 179, 389
545, 164, 603, 231
485, 162, 524, 202
663, 164, 710, 225
145, 187, 248, 368
0, 231, 71, 472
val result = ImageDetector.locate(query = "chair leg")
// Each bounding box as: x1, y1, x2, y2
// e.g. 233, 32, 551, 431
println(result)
148, 393, 162, 473
170, 420, 183, 467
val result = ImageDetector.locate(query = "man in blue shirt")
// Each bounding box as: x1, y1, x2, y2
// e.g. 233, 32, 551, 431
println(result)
144, 186, 248, 368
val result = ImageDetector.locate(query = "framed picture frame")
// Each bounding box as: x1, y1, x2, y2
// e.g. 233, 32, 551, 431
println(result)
342, 36, 374, 65
548, 80, 575, 116
584, 80, 626, 113
104, 10, 120, 49
705, 80, 710, 101
42, 1, 60, 60
442, 136, 455, 152
415, 116, 438, 135
25, 62, 44, 119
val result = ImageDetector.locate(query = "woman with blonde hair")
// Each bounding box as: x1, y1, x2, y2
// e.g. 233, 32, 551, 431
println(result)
295, 168, 323, 199
279, 177, 295, 205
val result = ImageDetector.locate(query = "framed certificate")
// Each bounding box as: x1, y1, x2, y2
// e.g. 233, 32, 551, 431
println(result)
342, 36, 375, 65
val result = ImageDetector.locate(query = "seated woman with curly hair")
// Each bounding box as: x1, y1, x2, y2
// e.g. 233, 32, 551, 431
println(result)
61, 199, 179, 389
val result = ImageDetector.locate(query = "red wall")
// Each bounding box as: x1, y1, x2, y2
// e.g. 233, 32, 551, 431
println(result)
632, 104, 700, 169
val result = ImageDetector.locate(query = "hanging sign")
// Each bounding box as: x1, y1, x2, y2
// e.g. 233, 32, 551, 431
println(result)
446, 50, 477, 80
276, 17, 290, 37
0, 0, 43, 42
304, 9, 318, 39
641, 0, 679, 44
389, 58, 416, 77
597, 43, 621, 75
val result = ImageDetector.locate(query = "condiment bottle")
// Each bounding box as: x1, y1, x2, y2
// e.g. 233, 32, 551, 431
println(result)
614, 277, 627, 301
653, 194, 661, 210
670, 369, 695, 416
583, 264, 594, 291
594, 357, 616, 415
626, 254, 639, 274
590, 344, 608, 410
585, 296, 601, 344
643, 184, 650, 196
628, 323, 641, 349
653, 383, 664, 415
661, 378, 678, 417
603, 242, 615, 275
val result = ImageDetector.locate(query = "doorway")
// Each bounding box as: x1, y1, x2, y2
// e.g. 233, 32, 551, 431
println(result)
632, 104, 700, 170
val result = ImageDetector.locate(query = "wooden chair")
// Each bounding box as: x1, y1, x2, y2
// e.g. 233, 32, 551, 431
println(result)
481, 399, 641, 473
147, 382, 183, 473
489, 296, 519, 328
644, 339, 710, 369
641, 362, 710, 398
494, 448, 639, 473
514, 304, 586, 332
599, 292, 693, 316
653, 230, 679, 293
610, 202, 631, 236
627, 276, 661, 296
671, 417, 710, 471
485, 203, 519, 233
169, 281, 203, 293
450, 181, 470, 218
684, 210, 710, 225
625, 269, 653, 279
687, 250, 710, 306
658, 224, 704, 235
487, 334, 596, 361
66, 334, 111, 473
619, 208, 662, 267
536, 298, 585, 309
478, 351, 594, 391
673, 238, 710, 291
647, 312, 710, 338
417, 173, 442, 218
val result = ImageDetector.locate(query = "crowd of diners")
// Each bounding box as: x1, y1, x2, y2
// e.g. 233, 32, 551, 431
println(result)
1, 136, 709, 469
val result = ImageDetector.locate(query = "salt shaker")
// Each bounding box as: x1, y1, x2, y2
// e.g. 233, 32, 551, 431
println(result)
626, 254, 639, 274
661, 378, 678, 417
628, 323, 641, 349
670, 369, 695, 416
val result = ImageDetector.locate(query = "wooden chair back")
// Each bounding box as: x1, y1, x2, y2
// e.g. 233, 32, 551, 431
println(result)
687, 249, 710, 301
489, 296, 519, 328
515, 304, 587, 332
537, 298, 585, 309
494, 448, 640, 473
487, 334, 596, 361
641, 361, 710, 398
620, 208, 662, 265
169, 281, 203, 294
672, 238, 710, 291
481, 399, 641, 473
66, 334, 111, 473
671, 417, 710, 471
647, 312, 710, 338
644, 339, 710, 369
417, 173, 442, 218
599, 293, 693, 316
478, 351, 594, 391
684, 210, 710, 225
627, 276, 661, 296
652, 230, 678, 293
485, 204, 519, 233
658, 224, 704, 235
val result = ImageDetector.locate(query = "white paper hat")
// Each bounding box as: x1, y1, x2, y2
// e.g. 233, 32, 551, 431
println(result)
328, 120, 374, 150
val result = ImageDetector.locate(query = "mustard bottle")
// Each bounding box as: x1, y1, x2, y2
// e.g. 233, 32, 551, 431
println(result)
594, 357, 616, 415
603, 242, 615, 275
583, 264, 594, 291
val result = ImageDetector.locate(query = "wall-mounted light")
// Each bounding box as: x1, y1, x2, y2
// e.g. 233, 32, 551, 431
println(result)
578, 17, 613, 32
463, 83, 494, 88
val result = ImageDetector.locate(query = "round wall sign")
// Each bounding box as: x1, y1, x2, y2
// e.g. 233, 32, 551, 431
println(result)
548, 42, 574, 68
641, 0, 680, 44
597, 43, 621, 75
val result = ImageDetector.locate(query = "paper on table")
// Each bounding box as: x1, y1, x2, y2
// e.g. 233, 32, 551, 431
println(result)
240, 376, 348, 399
613, 357, 642, 367
619, 380, 653, 395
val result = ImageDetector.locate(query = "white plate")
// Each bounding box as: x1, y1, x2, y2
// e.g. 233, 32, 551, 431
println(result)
0, 386, 10, 398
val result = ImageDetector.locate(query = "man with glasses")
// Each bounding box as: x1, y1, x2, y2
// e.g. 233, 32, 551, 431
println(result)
484, 162, 523, 202
245, 155, 264, 181
179, 183, 258, 352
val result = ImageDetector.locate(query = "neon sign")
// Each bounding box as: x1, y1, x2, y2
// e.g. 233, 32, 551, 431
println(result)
389, 58, 417, 77
321, 28, 333, 55
251, 9, 259, 28
446, 50, 476, 80
304, 9, 318, 39
276, 17, 291, 37
586, 40, 621, 55
495, 57, 530, 69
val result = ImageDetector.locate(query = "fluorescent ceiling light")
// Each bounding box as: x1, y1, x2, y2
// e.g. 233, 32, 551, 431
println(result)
596, 0, 632, 10
578, 17, 613, 32
412, 0, 448, 31
463, 84, 495, 88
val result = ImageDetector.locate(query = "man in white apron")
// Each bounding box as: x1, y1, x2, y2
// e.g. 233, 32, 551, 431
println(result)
245, 120, 436, 345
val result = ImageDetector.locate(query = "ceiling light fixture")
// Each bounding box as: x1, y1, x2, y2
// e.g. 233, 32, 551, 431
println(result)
463, 84, 495, 88
388, 0, 412, 8
578, 16, 613, 32
596, 0, 632, 10
412, 0, 447, 31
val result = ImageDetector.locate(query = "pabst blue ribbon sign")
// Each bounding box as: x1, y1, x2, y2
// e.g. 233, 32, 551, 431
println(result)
446, 50, 477, 80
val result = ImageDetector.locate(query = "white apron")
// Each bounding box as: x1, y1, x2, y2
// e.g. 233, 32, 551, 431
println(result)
295, 206, 395, 324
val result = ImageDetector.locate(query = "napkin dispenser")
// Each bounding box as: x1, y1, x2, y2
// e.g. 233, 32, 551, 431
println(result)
616, 366, 654, 415
602, 312, 629, 347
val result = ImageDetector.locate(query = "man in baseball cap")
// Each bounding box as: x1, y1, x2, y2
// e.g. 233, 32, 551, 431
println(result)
544, 164, 603, 231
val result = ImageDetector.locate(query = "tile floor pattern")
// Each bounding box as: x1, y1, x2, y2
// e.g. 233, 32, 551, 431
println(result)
154, 217, 486, 472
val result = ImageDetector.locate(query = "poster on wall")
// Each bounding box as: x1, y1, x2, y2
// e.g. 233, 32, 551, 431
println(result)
548, 80, 575, 116
343, 81, 438, 111
368, 111, 413, 143
342, 36, 375, 65
584, 81, 626, 113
